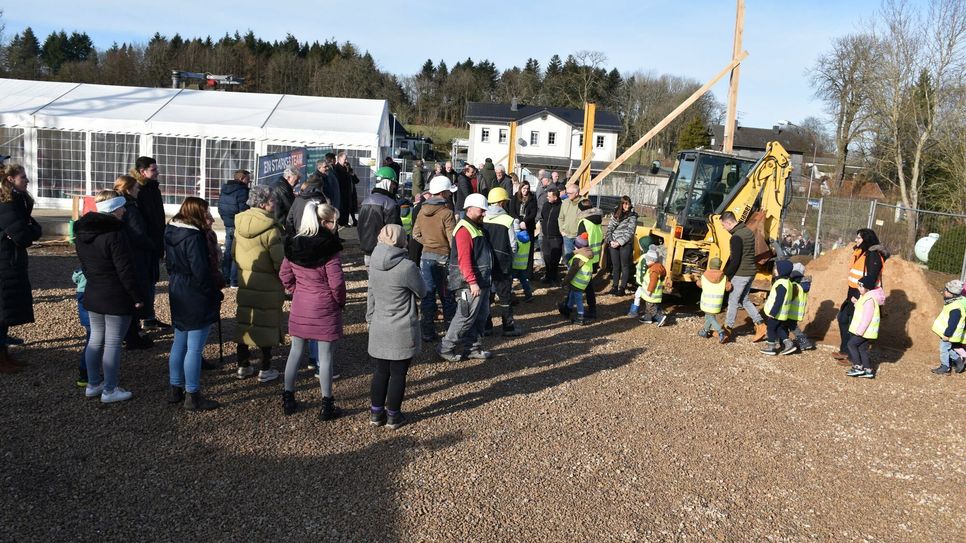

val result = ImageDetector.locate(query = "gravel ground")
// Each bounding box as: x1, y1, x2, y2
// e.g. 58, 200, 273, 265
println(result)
2, 243, 965, 542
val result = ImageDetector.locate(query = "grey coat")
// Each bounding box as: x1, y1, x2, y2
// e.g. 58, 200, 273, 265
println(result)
366, 243, 426, 360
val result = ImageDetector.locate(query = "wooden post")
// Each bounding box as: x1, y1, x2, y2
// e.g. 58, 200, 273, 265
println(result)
722, 0, 745, 154
507, 121, 517, 173
580, 102, 596, 191
580, 51, 749, 195
565, 157, 592, 187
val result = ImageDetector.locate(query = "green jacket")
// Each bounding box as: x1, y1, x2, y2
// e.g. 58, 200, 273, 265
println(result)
558, 197, 583, 238
233, 207, 285, 347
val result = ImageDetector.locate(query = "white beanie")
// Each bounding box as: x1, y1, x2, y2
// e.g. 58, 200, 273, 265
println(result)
644, 250, 658, 262
96, 196, 126, 214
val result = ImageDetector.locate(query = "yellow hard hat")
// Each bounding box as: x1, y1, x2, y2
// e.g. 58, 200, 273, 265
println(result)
487, 187, 510, 204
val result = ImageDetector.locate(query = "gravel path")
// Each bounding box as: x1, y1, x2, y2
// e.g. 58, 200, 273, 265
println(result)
1, 244, 964, 542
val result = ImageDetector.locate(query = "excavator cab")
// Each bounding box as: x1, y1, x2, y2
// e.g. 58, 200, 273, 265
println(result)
657, 150, 758, 239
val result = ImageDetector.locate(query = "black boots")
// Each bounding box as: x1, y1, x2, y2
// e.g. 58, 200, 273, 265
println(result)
282, 390, 299, 416
184, 391, 219, 411
319, 396, 342, 421
167, 386, 185, 404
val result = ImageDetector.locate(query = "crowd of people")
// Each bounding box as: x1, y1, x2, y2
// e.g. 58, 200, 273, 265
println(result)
0, 156, 964, 427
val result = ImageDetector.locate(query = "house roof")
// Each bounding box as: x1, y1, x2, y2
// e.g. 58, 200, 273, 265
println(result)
710, 124, 809, 154
0, 78, 391, 148
466, 102, 621, 131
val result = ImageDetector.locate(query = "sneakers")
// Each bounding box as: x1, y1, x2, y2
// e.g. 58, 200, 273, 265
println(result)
257, 368, 279, 383
796, 336, 816, 351
166, 386, 185, 404
141, 318, 171, 331
638, 315, 654, 324
780, 339, 799, 356
466, 349, 493, 360
319, 396, 342, 421
847, 367, 874, 378
386, 411, 407, 430
655, 315, 668, 327
697, 330, 710, 338
931, 365, 951, 375
306, 360, 318, 371
85, 383, 105, 398
236, 365, 256, 379
101, 387, 133, 403
435, 345, 462, 362
75, 375, 88, 388
282, 390, 298, 416
627, 304, 640, 318
572, 314, 587, 326
370, 408, 387, 427
751, 322, 767, 342
759, 342, 780, 356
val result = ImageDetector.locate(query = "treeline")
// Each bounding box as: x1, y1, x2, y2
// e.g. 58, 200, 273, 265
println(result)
0, 22, 722, 161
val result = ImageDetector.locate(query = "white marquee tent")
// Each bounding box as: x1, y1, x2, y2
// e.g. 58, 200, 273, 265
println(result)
0, 78, 393, 212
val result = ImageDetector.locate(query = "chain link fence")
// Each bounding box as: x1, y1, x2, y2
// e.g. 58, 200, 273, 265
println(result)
782, 196, 966, 280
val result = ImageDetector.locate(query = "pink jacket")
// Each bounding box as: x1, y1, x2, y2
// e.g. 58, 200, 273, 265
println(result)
279, 254, 346, 341
854, 287, 885, 336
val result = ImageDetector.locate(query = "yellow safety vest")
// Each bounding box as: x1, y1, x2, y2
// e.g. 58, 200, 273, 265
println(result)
641, 268, 663, 303
848, 291, 880, 340
484, 213, 514, 229
580, 219, 603, 265
932, 298, 966, 342
569, 253, 593, 291
634, 256, 647, 285
453, 219, 482, 238
700, 276, 727, 314
764, 278, 794, 321
788, 282, 807, 322
513, 240, 530, 271
400, 210, 413, 235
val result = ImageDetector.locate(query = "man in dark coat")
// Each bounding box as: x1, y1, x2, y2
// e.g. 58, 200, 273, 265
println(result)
383, 157, 402, 185
133, 156, 168, 330
217, 169, 251, 287
308, 160, 339, 213
271, 166, 299, 224
286, 175, 328, 235
334, 152, 354, 226
455, 163, 480, 211
477, 158, 498, 197
539, 188, 563, 283
358, 167, 401, 263
443, 161, 459, 184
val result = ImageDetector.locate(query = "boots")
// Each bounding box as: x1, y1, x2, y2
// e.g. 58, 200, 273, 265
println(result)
166, 386, 185, 404
184, 391, 220, 411
720, 327, 734, 344
759, 341, 780, 356
752, 322, 767, 342
0, 347, 22, 374
282, 390, 299, 416
627, 303, 640, 318
319, 396, 343, 421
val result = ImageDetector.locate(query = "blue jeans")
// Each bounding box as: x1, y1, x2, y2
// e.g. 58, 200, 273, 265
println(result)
725, 275, 763, 328
568, 288, 585, 315
513, 269, 532, 297
420, 254, 456, 338
169, 327, 212, 393
86, 312, 132, 392
563, 237, 576, 269
77, 292, 91, 376
222, 226, 238, 286
939, 339, 961, 369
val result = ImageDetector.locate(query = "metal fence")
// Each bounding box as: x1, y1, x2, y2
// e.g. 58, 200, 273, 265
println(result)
782, 196, 966, 280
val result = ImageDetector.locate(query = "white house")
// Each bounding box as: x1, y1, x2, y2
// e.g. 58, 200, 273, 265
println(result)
464, 101, 621, 177
0, 78, 392, 213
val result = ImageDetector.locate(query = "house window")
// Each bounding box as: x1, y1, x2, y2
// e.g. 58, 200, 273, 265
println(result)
530, 131, 539, 145
548, 132, 557, 146
578, 134, 584, 147
481, 128, 490, 143
596, 135, 605, 148
498, 129, 508, 144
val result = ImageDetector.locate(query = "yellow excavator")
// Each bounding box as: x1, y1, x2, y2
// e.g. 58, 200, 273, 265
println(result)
635, 140, 792, 292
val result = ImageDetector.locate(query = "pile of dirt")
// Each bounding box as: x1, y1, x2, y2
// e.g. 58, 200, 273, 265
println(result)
803, 247, 943, 350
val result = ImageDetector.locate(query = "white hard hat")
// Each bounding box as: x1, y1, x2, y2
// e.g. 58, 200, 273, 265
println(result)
463, 193, 488, 210
428, 176, 457, 195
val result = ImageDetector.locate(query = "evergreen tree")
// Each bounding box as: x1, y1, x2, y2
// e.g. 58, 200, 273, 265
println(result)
6, 27, 42, 79
677, 116, 711, 151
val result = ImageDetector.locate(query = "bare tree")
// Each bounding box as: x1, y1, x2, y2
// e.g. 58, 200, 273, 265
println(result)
867, 0, 966, 256
809, 33, 877, 187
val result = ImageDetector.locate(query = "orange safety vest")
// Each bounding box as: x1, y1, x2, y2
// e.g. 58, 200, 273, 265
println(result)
847, 249, 883, 290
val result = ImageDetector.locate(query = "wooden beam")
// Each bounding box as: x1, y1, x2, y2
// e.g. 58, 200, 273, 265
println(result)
580, 102, 596, 191
581, 51, 749, 195
722, 0, 745, 154
566, 157, 592, 187
507, 121, 518, 173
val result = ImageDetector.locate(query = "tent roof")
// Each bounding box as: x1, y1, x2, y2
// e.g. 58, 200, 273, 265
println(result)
0, 78, 390, 148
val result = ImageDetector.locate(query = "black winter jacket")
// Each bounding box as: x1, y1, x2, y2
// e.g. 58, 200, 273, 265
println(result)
120, 196, 155, 300
271, 177, 296, 224
358, 188, 401, 255
455, 174, 478, 211
136, 178, 166, 257
0, 191, 41, 326
217, 181, 250, 228
514, 196, 537, 235
164, 222, 221, 330
74, 213, 142, 316
540, 199, 562, 240
286, 185, 328, 236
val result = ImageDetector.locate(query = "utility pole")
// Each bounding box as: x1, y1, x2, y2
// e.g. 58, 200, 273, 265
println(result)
722, 0, 744, 153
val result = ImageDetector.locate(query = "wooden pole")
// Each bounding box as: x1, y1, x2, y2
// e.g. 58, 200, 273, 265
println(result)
565, 157, 592, 187
507, 121, 517, 173
581, 51, 749, 195
722, 0, 745, 154
580, 102, 596, 191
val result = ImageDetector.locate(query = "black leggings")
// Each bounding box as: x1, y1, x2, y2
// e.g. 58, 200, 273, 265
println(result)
766, 317, 789, 343
370, 357, 412, 412
608, 243, 634, 289
837, 295, 857, 353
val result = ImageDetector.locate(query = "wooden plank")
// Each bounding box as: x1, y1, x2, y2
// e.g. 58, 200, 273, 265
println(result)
581, 51, 749, 195
507, 121, 517, 172
566, 157, 592, 187
722, 0, 745, 154
580, 102, 596, 191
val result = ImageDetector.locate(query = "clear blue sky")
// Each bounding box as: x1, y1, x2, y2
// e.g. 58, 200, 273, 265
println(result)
3, 0, 882, 129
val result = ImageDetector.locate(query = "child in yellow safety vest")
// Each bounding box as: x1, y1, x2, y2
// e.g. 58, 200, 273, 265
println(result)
845, 275, 885, 379
759, 260, 802, 356
788, 263, 816, 351
629, 247, 668, 326
930, 279, 966, 375
512, 230, 534, 303
696, 257, 731, 343
559, 233, 594, 325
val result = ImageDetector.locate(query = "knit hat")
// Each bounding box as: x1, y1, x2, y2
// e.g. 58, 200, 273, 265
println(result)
516, 230, 530, 244
709, 257, 722, 270
945, 279, 964, 296
859, 275, 877, 290
644, 250, 658, 262
775, 260, 793, 278
377, 224, 407, 249
96, 196, 126, 214
575, 233, 589, 249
